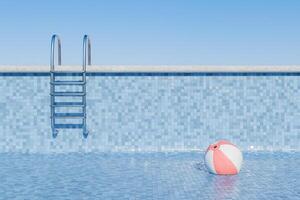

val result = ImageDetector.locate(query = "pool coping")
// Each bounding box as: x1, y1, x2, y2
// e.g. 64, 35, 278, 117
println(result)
1, 65, 300, 73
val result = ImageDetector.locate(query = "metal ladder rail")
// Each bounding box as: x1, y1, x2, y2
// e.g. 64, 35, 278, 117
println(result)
82, 35, 91, 138
50, 35, 61, 137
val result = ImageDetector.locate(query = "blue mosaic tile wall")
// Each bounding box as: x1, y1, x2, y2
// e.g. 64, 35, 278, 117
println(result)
0, 75, 299, 153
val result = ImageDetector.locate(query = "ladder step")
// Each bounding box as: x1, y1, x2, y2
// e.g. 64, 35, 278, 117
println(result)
51, 92, 85, 96
53, 102, 84, 107
54, 124, 84, 129
51, 71, 86, 76
51, 81, 85, 85
54, 113, 84, 118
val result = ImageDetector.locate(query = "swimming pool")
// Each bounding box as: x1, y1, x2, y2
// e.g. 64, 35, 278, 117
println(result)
0, 152, 298, 199
0, 69, 299, 199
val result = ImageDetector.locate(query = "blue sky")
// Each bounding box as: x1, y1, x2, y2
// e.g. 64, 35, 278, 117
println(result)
0, 0, 299, 65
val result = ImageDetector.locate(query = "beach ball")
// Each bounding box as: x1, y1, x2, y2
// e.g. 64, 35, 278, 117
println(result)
205, 140, 243, 175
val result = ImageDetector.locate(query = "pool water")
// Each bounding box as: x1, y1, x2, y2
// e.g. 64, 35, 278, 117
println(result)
0, 152, 299, 199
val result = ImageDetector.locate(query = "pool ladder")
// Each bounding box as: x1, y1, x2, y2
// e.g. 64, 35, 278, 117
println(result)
50, 35, 91, 138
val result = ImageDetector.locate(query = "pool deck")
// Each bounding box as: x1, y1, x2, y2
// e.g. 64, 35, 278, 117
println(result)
1, 65, 300, 73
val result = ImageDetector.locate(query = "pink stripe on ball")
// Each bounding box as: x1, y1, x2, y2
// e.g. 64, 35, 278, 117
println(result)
213, 149, 238, 175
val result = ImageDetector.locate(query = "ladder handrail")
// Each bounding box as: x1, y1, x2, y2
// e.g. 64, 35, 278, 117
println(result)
83, 35, 91, 72
50, 34, 61, 72
82, 35, 90, 138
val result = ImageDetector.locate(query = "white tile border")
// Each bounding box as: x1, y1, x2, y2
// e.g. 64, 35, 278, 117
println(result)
1, 65, 300, 73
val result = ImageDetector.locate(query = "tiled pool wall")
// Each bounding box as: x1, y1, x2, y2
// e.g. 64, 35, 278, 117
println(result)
0, 74, 299, 153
